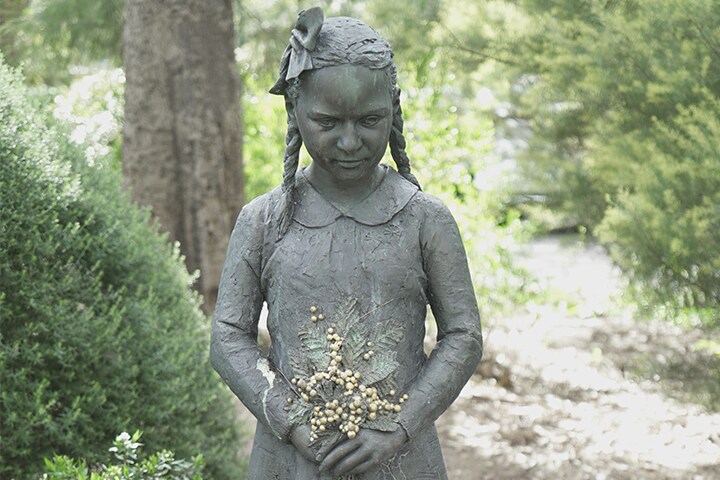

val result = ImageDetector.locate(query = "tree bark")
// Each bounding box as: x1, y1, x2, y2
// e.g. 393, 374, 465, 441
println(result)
122, 0, 243, 312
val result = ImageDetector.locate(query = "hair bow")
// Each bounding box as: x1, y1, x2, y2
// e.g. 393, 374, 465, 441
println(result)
269, 7, 324, 95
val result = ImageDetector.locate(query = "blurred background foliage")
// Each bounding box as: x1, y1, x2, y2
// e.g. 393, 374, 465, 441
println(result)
1, 0, 719, 477
0, 0, 122, 84
481, 0, 720, 321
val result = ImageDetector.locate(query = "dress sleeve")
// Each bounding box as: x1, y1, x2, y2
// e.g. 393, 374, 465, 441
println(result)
396, 195, 483, 439
210, 199, 296, 442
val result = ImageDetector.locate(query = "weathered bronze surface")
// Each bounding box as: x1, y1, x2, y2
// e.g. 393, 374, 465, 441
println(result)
211, 8, 482, 479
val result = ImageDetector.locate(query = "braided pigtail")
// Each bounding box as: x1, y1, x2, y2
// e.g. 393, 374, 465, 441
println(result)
277, 102, 303, 239
389, 87, 422, 190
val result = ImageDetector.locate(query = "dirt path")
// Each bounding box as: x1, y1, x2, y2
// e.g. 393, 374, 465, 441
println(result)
437, 236, 720, 479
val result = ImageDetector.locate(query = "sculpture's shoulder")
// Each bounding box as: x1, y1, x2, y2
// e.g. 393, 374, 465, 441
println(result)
233, 185, 283, 231
406, 189, 457, 225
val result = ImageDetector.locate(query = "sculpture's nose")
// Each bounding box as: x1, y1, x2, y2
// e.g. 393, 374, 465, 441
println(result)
337, 123, 362, 154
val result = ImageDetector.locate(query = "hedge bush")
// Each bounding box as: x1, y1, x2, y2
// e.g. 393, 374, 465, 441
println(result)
0, 57, 244, 479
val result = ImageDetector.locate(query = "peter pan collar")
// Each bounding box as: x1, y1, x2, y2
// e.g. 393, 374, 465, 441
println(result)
292, 164, 419, 227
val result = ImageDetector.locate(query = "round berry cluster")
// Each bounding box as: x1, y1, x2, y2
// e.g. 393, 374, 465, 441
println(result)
287, 306, 408, 441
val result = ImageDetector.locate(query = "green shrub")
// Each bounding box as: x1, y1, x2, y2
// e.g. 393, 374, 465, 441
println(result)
241, 72, 286, 202
501, 0, 720, 231
597, 92, 720, 321
43, 431, 204, 480
0, 57, 244, 479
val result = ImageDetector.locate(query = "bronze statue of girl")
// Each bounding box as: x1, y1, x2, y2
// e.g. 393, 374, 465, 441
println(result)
211, 8, 482, 479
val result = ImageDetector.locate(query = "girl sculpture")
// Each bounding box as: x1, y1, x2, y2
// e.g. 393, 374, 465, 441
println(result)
211, 8, 482, 479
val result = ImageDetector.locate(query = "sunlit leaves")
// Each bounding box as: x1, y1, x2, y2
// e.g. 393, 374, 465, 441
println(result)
597, 92, 720, 317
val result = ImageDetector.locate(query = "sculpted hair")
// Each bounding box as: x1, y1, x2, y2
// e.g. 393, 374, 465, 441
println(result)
389, 86, 421, 190
271, 13, 421, 239
278, 105, 303, 238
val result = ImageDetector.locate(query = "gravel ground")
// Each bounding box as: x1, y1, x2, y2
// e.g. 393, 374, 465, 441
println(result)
438, 236, 720, 479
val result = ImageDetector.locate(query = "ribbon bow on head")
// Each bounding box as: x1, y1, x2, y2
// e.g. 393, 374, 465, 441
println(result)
269, 7, 324, 95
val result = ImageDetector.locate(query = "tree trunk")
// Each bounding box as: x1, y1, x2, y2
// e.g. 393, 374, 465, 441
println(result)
122, 0, 243, 312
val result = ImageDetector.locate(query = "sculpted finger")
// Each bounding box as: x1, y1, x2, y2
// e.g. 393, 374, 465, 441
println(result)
318, 440, 360, 473
331, 448, 372, 476
315, 435, 345, 463
344, 456, 380, 476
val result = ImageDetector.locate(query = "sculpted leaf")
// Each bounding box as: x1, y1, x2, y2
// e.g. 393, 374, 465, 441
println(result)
290, 298, 403, 446
316, 375, 337, 401
287, 401, 311, 427
373, 374, 398, 398
305, 348, 329, 371
370, 321, 403, 351
298, 327, 329, 371
288, 348, 313, 378
363, 417, 399, 432
342, 322, 370, 365
334, 297, 369, 364
334, 297, 361, 330
359, 351, 398, 385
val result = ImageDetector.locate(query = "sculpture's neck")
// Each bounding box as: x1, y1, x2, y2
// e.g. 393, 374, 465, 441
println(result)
304, 163, 385, 212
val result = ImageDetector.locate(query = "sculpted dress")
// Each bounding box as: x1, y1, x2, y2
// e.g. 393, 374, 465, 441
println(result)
211, 165, 482, 479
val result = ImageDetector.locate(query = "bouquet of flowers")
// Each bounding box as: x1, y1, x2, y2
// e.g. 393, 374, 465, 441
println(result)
285, 297, 409, 448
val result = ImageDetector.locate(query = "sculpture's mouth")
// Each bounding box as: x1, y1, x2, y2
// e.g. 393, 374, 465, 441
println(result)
335, 159, 365, 168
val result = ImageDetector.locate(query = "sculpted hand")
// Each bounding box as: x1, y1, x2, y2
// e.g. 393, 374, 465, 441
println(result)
290, 424, 317, 463
290, 424, 344, 464
318, 428, 408, 477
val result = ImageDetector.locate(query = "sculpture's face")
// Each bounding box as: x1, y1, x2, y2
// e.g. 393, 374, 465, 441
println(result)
295, 64, 392, 185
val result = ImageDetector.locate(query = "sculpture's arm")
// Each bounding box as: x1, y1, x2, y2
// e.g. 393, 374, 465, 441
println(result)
396, 195, 483, 439
210, 204, 295, 442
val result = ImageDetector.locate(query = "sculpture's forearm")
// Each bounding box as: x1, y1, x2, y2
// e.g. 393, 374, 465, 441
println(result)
210, 320, 295, 442
210, 203, 296, 442
396, 325, 482, 438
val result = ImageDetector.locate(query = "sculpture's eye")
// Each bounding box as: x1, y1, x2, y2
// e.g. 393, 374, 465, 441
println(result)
316, 117, 337, 129
360, 116, 382, 127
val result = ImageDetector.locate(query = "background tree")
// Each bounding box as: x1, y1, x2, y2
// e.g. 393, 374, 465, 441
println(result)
452, 0, 720, 321
122, 0, 243, 311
